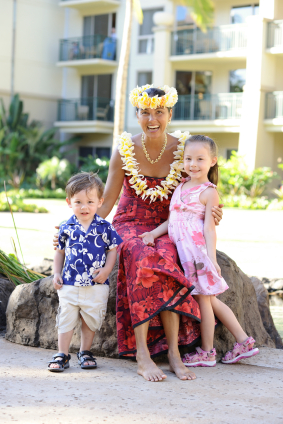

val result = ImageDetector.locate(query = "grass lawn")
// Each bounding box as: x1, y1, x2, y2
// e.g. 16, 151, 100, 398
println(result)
0, 200, 282, 279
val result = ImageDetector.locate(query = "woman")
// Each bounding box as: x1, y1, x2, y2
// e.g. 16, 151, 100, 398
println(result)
54, 85, 222, 382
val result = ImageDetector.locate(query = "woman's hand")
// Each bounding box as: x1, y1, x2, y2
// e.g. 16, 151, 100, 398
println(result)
53, 226, 59, 250
212, 204, 224, 226
138, 232, 155, 246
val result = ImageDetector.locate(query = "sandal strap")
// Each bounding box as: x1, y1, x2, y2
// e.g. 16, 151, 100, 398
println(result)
79, 350, 95, 358
52, 352, 71, 361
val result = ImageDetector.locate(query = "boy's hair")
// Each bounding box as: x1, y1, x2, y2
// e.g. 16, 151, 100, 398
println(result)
184, 134, 219, 186
65, 172, 104, 199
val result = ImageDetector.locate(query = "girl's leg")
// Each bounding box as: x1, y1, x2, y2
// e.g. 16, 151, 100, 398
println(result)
194, 295, 215, 352
160, 310, 196, 380
134, 321, 167, 382
210, 296, 248, 343
80, 317, 96, 366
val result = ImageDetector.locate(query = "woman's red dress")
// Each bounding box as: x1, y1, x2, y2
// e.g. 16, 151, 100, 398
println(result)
112, 176, 201, 358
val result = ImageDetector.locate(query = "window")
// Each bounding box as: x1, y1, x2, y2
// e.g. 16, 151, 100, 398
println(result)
137, 71, 152, 86
176, 71, 212, 96
83, 14, 116, 37
138, 8, 163, 54
231, 4, 259, 24
229, 69, 246, 92
79, 146, 111, 166
81, 75, 113, 121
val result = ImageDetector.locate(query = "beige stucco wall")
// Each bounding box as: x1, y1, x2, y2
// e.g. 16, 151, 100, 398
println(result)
0, 0, 64, 127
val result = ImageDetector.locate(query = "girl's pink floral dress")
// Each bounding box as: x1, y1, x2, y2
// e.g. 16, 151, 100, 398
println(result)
168, 178, 229, 296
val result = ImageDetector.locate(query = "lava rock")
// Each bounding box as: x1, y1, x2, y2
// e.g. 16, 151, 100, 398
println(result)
6, 252, 276, 359
250, 276, 283, 349
30, 258, 53, 277
0, 276, 16, 330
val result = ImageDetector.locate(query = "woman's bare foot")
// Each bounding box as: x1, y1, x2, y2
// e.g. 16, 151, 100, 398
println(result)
137, 353, 167, 382
168, 351, 196, 380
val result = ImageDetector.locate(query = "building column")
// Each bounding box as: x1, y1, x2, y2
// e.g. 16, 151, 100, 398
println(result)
152, 12, 174, 86
238, 1, 278, 170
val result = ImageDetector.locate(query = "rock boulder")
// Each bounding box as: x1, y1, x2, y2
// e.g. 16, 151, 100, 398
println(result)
0, 276, 16, 330
6, 252, 276, 359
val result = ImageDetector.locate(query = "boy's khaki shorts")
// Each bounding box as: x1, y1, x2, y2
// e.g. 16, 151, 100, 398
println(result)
56, 284, 109, 334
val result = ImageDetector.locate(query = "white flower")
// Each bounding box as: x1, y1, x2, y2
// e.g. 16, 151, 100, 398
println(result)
72, 248, 77, 256
102, 233, 109, 244
87, 253, 93, 260
64, 270, 71, 281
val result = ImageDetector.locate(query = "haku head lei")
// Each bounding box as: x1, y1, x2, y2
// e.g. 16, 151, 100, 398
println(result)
129, 85, 178, 110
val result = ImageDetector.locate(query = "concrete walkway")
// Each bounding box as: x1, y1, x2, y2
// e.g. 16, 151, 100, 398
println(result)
1, 335, 283, 424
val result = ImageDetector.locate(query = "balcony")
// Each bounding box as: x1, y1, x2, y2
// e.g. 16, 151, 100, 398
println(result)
55, 97, 114, 134
59, 0, 119, 15
57, 35, 118, 71
171, 24, 247, 63
170, 93, 243, 133
266, 21, 283, 54
264, 92, 283, 132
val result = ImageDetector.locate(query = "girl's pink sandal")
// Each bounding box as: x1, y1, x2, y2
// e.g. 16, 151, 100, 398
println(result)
183, 347, 216, 367
222, 337, 259, 364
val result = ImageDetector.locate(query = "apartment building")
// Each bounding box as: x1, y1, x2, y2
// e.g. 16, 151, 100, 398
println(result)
1, 0, 283, 174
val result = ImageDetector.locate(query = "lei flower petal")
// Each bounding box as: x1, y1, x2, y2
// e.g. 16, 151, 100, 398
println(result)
129, 85, 178, 109
118, 131, 189, 202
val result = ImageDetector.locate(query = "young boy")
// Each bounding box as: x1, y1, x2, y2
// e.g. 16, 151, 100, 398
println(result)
48, 172, 123, 372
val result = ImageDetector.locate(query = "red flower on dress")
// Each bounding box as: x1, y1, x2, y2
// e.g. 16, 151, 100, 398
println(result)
126, 328, 136, 350
191, 231, 206, 246
206, 271, 216, 286
136, 257, 159, 288
131, 302, 148, 320
158, 258, 176, 272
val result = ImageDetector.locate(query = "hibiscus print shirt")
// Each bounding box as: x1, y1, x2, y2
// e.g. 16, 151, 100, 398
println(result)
58, 214, 123, 286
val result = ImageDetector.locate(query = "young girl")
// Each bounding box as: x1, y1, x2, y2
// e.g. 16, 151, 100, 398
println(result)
139, 135, 259, 367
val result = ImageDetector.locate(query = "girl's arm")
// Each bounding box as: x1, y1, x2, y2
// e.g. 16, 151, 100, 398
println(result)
53, 249, 65, 289
138, 217, 169, 246
202, 188, 221, 276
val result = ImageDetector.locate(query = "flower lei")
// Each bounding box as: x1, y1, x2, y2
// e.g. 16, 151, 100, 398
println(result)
118, 131, 190, 203
129, 84, 178, 109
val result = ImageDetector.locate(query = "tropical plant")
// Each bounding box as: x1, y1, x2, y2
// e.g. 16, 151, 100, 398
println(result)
0, 249, 45, 285
36, 157, 71, 190
0, 94, 75, 188
219, 151, 277, 198
79, 156, 110, 184
112, 0, 215, 149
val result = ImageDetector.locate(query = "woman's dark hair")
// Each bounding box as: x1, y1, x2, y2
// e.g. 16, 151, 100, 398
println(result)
184, 134, 219, 185
136, 87, 172, 112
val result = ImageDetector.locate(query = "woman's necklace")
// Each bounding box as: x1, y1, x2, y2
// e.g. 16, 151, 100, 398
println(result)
141, 133, 167, 164
118, 131, 189, 202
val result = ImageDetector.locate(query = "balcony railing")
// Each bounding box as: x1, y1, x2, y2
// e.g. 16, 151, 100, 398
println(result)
173, 93, 243, 121
171, 24, 247, 56
59, 35, 117, 62
58, 98, 114, 122
267, 21, 283, 49
265, 92, 283, 119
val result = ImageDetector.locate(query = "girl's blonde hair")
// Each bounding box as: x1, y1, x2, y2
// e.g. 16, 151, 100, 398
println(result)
184, 135, 219, 185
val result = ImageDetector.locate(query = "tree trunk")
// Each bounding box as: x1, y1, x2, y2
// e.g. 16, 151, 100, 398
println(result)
112, 0, 133, 150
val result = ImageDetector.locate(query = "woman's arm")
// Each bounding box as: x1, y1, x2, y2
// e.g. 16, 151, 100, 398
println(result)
202, 188, 221, 276
97, 147, 125, 219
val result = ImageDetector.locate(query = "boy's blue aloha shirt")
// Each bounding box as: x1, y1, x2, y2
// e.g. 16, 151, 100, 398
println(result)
58, 214, 123, 286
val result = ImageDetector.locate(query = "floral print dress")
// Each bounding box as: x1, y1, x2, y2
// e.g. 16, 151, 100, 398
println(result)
168, 179, 229, 296
112, 176, 202, 358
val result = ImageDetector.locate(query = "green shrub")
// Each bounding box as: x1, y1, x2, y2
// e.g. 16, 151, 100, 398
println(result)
79, 156, 110, 183
2, 188, 66, 199
36, 157, 71, 189
219, 151, 277, 198
0, 192, 48, 213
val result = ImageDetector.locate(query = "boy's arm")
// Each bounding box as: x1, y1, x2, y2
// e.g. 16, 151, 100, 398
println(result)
138, 216, 169, 246
203, 188, 221, 276
92, 248, 117, 284
53, 249, 65, 290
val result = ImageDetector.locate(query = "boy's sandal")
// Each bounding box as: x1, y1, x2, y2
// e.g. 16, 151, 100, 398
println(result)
222, 337, 259, 364
77, 350, 97, 369
47, 353, 71, 372
182, 347, 217, 367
